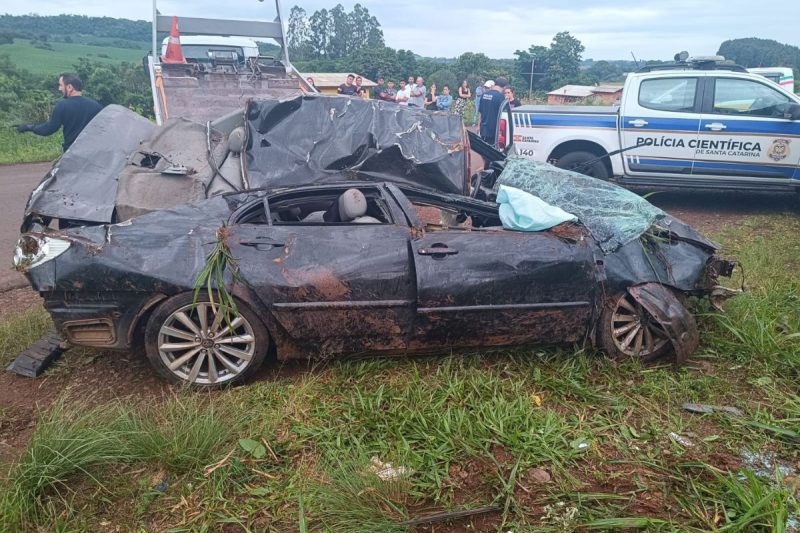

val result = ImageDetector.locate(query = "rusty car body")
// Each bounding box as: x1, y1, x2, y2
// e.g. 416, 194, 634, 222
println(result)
13, 96, 736, 387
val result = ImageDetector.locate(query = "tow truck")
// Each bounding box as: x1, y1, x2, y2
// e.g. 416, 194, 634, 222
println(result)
511, 57, 800, 193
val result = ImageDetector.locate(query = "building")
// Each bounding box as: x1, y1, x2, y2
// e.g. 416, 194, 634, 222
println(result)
547, 84, 623, 105
301, 73, 378, 98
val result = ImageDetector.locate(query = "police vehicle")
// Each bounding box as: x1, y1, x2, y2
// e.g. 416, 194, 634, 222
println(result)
511, 57, 800, 193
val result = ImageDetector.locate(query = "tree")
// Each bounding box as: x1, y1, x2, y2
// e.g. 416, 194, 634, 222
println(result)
307, 9, 333, 58
545, 32, 584, 89
348, 47, 402, 80
718, 37, 800, 72
349, 4, 383, 50
428, 69, 457, 92
454, 52, 493, 83
286, 6, 311, 60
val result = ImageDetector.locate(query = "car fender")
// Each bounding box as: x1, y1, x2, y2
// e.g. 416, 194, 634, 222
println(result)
627, 283, 699, 364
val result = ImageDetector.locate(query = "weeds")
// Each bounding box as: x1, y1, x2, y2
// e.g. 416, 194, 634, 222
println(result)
0, 306, 51, 367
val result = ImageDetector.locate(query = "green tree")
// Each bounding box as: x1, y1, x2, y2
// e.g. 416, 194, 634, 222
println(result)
545, 31, 584, 89
286, 6, 311, 60
718, 37, 800, 73
454, 52, 493, 83
348, 46, 402, 80
513, 45, 548, 93
308, 9, 333, 58
428, 69, 457, 92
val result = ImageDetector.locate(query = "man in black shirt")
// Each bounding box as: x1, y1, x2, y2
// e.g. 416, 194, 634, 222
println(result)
337, 74, 358, 96
479, 76, 508, 144
16, 73, 102, 151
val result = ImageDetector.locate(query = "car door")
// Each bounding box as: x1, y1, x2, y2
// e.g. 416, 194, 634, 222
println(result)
227, 186, 415, 356
393, 188, 596, 351
694, 76, 800, 181
621, 75, 702, 176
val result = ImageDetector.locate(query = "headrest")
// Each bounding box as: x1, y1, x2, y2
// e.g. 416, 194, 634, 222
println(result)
338, 189, 368, 221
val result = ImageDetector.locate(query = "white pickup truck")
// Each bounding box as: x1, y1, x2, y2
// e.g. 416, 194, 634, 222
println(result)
511, 59, 800, 192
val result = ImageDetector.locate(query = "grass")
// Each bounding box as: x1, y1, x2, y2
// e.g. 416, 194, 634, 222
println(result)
0, 306, 52, 367
0, 123, 62, 165
0, 39, 147, 76
1, 213, 799, 531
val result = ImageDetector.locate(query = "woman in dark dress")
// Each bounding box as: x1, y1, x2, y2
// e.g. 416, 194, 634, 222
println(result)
454, 79, 470, 116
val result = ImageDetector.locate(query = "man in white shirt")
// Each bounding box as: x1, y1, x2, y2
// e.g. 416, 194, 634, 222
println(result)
395, 80, 411, 106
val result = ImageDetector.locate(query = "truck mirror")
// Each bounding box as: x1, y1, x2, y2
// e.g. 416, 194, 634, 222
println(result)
784, 103, 800, 121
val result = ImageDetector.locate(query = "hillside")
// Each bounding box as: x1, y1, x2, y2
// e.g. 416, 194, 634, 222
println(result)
0, 39, 147, 75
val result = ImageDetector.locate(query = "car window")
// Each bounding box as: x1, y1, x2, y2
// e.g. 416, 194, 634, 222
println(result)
638, 78, 698, 112
712, 78, 790, 118
267, 188, 393, 225
412, 203, 473, 230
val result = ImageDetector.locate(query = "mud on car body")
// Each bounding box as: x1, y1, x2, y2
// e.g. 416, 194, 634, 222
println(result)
13, 97, 736, 387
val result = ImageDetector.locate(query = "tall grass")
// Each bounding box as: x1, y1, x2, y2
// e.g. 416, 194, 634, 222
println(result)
0, 396, 240, 531
0, 123, 61, 164
0, 306, 52, 367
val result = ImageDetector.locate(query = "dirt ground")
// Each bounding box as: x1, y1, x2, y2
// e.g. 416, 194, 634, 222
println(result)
0, 189, 797, 466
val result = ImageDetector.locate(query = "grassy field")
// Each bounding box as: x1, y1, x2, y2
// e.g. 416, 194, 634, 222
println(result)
0, 125, 62, 165
0, 215, 798, 531
0, 39, 147, 75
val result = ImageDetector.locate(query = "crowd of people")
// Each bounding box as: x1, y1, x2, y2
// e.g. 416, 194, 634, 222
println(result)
303, 73, 524, 146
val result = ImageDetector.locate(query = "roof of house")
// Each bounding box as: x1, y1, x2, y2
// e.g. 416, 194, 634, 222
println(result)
547, 85, 596, 97
592, 85, 624, 93
547, 84, 624, 97
302, 73, 377, 87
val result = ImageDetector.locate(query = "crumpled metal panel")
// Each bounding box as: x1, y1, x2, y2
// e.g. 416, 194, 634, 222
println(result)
24, 105, 157, 224
244, 96, 468, 194
628, 283, 699, 364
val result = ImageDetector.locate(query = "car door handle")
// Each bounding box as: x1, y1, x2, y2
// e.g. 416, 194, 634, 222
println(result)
704, 122, 727, 131
418, 245, 458, 256
239, 238, 285, 250
628, 119, 648, 127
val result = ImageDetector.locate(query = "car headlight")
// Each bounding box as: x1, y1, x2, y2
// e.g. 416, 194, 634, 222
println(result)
13, 235, 71, 271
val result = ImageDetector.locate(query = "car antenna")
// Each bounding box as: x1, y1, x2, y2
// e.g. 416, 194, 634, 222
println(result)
630, 51, 640, 69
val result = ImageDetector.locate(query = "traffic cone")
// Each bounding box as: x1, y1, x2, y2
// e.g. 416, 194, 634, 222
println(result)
161, 16, 186, 64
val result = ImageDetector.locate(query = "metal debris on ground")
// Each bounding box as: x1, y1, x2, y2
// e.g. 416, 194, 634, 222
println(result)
682, 403, 744, 417
369, 456, 412, 481
668, 432, 694, 448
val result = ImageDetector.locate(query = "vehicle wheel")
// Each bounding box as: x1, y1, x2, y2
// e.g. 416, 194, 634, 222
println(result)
144, 292, 269, 387
599, 291, 674, 363
555, 151, 610, 180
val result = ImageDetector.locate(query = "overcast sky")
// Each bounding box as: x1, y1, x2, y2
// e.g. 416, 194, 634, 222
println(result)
4, 0, 799, 60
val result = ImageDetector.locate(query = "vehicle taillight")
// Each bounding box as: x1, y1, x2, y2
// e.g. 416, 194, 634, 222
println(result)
498, 118, 507, 150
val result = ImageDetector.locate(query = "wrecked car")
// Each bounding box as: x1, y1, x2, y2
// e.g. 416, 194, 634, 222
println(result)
13, 96, 736, 387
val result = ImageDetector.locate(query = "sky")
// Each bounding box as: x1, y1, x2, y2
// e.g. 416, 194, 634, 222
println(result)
4, 0, 799, 60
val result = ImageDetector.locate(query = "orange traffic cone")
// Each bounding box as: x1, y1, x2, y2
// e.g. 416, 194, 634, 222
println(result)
161, 16, 186, 64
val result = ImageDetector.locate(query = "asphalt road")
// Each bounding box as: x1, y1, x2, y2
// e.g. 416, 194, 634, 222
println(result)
0, 162, 52, 291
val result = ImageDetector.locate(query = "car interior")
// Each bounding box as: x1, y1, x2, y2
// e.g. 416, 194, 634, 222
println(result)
235, 188, 393, 225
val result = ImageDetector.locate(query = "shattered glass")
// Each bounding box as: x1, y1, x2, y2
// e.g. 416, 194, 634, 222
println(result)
494, 157, 665, 253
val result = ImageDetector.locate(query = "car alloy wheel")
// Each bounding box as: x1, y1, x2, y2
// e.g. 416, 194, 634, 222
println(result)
145, 293, 269, 387
156, 302, 256, 385
607, 292, 670, 359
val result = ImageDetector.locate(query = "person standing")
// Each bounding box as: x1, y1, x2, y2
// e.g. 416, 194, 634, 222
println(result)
337, 74, 358, 96
408, 76, 426, 108
395, 80, 411, 106
504, 86, 521, 108
373, 77, 387, 100
383, 80, 397, 102
15, 73, 102, 151
473, 78, 486, 124
424, 83, 438, 110
436, 86, 453, 112
479, 77, 507, 144
453, 79, 470, 117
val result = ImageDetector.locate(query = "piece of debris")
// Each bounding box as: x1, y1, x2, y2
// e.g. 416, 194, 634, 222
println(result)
7, 329, 69, 378
682, 403, 743, 417
369, 456, 412, 481
400, 505, 501, 527
669, 432, 694, 448
529, 467, 551, 484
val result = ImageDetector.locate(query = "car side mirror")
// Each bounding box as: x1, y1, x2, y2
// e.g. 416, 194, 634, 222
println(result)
784, 102, 800, 121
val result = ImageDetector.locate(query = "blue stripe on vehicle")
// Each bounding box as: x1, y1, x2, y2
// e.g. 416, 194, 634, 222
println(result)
692, 160, 797, 179
514, 113, 617, 129
622, 117, 700, 132
699, 119, 800, 136
635, 157, 798, 179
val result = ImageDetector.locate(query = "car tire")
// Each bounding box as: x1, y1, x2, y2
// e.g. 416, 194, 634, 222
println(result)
555, 151, 610, 180
599, 291, 679, 363
144, 292, 269, 387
